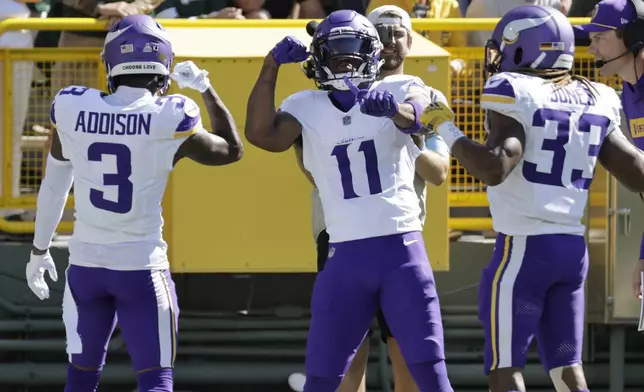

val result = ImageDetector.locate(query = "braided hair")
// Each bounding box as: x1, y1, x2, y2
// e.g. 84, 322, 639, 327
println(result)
514, 68, 599, 99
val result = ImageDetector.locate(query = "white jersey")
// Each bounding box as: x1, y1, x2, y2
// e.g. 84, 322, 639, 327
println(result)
52, 85, 204, 269
282, 75, 442, 242
311, 171, 428, 241
481, 72, 623, 236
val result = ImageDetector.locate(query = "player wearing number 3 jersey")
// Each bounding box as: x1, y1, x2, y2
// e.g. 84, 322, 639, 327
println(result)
421, 5, 644, 392
24, 15, 242, 392
245, 9, 453, 392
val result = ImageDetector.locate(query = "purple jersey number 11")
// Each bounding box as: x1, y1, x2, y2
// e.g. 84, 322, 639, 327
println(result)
332, 139, 383, 199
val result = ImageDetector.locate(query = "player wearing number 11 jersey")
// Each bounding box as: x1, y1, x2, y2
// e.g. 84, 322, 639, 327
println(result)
421, 5, 644, 392
246, 9, 453, 392
24, 15, 242, 392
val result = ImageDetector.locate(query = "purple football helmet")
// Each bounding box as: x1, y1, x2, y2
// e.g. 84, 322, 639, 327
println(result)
485, 5, 575, 75
310, 10, 383, 90
101, 15, 174, 94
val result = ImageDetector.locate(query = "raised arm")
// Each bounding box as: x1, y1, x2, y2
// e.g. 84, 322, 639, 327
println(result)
245, 36, 310, 152
422, 102, 525, 186
171, 61, 243, 166
175, 86, 243, 166
421, 73, 527, 186
452, 110, 525, 186
245, 54, 304, 152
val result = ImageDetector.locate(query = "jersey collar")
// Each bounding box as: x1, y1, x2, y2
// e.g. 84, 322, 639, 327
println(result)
114, 85, 153, 98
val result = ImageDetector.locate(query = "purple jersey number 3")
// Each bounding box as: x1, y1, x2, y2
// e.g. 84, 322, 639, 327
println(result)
523, 108, 611, 191
88, 142, 134, 214
332, 139, 383, 199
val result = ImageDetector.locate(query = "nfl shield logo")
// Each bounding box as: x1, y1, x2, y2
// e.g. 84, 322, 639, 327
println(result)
343, 116, 351, 125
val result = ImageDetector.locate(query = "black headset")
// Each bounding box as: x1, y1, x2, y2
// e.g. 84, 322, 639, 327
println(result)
301, 21, 318, 81
624, 0, 644, 53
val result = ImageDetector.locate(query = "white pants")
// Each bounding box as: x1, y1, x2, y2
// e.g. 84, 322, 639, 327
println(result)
0, 29, 34, 214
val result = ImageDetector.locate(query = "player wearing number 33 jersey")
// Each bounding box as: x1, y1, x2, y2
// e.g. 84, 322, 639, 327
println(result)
246, 10, 454, 392
25, 15, 242, 392
421, 5, 644, 392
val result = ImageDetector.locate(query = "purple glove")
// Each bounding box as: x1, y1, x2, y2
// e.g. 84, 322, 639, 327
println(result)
344, 76, 398, 118
270, 36, 310, 66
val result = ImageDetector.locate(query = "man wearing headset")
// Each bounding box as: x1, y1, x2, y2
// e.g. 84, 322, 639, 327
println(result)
580, 0, 644, 300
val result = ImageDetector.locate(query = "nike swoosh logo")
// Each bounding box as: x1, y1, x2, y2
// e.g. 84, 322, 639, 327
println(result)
104, 25, 133, 46
403, 240, 418, 246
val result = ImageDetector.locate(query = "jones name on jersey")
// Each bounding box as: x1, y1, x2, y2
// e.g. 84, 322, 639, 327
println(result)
480, 72, 622, 235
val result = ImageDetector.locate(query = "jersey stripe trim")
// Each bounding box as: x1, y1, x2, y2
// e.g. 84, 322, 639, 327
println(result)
50, 101, 57, 126
482, 78, 516, 98
481, 95, 516, 105
173, 127, 198, 139
489, 234, 513, 371
175, 110, 201, 133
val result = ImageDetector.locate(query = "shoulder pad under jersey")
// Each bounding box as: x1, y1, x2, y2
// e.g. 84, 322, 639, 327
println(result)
156, 94, 202, 139
279, 90, 318, 120
51, 85, 95, 129
480, 72, 532, 130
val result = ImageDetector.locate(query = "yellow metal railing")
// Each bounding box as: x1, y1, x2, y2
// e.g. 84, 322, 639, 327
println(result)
0, 48, 105, 233
0, 17, 604, 234
0, 17, 593, 34
445, 47, 622, 203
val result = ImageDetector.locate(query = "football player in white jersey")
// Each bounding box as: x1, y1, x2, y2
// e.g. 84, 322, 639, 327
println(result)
290, 5, 450, 392
421, 5, 644, 392
246, 9, 454, 392
24, 15, 242, 392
